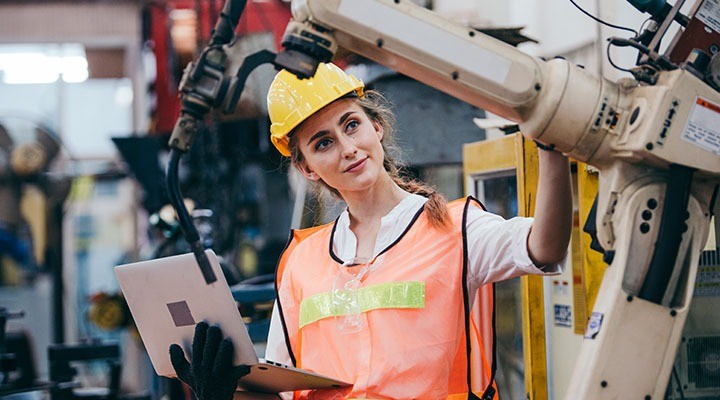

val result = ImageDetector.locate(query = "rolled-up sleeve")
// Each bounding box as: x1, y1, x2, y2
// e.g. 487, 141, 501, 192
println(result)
465, 206, 566, 287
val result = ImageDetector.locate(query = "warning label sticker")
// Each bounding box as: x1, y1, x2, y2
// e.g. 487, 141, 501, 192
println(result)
697, 0, 720, 33
681, 97, 720, 155
554, 304, 572, 328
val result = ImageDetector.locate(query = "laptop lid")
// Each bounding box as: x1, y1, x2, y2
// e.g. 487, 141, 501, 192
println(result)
115, 250, 259, 377
115, 250, 350, 394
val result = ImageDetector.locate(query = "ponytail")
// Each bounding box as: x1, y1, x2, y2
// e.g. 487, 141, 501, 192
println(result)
383, 154, 450, 230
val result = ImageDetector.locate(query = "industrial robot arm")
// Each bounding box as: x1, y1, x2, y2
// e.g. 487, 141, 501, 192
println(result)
280, 1, 720, 398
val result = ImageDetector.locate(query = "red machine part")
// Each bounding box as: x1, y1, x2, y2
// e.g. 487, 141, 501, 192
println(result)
148, 0, 292, 134
667, 0, 720, 64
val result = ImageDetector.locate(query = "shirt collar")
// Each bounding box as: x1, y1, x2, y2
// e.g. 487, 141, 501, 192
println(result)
333, 194, 428, 264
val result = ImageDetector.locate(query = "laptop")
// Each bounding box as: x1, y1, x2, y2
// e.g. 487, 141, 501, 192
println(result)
114, 250, 350, 394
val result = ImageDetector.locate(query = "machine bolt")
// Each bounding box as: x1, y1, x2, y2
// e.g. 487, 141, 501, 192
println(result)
600, 380, 608, 388
642, 210, 652, 220
646, 143, 654, 150
627, 295, 633, 302
647, 199, 658, 209
670, 309, 677, 317
640, 222, 650, 233
452, 71, 459, 80
376, 38, 384, 48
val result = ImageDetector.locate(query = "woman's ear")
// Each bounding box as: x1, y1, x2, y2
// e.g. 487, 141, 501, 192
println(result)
373, 121, 384, 141
295, 161, 320, 181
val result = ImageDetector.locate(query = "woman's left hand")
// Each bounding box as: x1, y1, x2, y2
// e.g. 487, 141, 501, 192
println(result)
169, 321, 251, 400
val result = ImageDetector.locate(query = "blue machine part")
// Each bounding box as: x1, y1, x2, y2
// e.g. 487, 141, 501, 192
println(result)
0, 225, 31, 266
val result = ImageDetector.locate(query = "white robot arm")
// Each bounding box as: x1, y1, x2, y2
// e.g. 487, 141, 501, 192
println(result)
282, 1, 720, 398
285, 0, 718, 172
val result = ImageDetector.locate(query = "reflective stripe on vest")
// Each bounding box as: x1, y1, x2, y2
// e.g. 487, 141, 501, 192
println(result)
275, 197, 497, 399
299, 281, 425, 328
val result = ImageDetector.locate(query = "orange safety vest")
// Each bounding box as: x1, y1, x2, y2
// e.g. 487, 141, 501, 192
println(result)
274, 197, 498, 399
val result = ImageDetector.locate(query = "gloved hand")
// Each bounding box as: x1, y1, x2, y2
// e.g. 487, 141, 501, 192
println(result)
169, 321, 250, 400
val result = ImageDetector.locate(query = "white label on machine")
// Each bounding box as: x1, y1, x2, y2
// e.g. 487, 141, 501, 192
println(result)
697, 0, 720, 34
553, 304, 572, 328
681, 97, 720, 155
338, 0, 512, 85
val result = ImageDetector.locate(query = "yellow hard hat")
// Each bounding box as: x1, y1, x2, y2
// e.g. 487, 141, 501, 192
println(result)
267, 62, 364, 156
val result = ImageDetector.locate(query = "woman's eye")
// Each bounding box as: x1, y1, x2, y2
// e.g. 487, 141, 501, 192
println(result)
315, 138, 332, 151
345, 120, 359, 132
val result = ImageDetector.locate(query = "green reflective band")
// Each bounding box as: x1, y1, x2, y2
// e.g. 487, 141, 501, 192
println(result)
299, 281, 426, 328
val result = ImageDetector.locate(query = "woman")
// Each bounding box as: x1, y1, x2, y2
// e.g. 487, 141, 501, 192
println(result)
170, 62, 572, 399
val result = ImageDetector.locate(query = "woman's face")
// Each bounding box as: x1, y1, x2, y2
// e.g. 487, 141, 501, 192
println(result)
293, 97, 385, 196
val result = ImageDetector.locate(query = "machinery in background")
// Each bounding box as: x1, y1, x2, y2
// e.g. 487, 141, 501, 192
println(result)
0, 307, 40, 395
665, 246, 720, 399
47, 341, 122, 400
0, 117, 71, 349
0, 117, 69, 284
0, 306, 150, 400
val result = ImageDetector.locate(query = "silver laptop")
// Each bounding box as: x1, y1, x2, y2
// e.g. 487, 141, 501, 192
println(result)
114, 250, 350, 394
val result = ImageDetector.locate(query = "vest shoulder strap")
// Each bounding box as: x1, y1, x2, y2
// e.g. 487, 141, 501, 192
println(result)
448, 196, 487, 212
294, 222, 332, 241
276, 222, 333, 281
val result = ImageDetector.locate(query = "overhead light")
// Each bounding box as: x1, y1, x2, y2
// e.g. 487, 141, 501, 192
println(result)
0, 44, 88, 85
60, 56, 89, 83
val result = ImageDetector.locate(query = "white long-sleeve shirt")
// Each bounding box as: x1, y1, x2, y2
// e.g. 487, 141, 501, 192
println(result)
265, 194, 564, 371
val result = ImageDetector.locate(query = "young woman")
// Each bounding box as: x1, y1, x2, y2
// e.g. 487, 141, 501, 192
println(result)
170, 62, 572, 399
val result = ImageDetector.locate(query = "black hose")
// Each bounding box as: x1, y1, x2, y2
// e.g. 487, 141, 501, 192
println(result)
209, 0, 247, 46
639, 165, 694, 303
166, 148, 217, 284
164, 0, 250, 284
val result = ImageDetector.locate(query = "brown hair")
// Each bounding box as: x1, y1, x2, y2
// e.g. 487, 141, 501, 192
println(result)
288, 90, 450, 229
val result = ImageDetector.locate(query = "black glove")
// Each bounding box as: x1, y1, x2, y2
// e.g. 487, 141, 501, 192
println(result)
169, 321, 250, 400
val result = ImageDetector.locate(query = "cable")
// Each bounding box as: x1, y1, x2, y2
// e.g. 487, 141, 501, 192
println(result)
166, 147, 217, 284
671, 365, 685, 400
605, 36, 675, 75
568, 0, 639, 37
638, 17, 652, 34
606, 40, 634, 73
